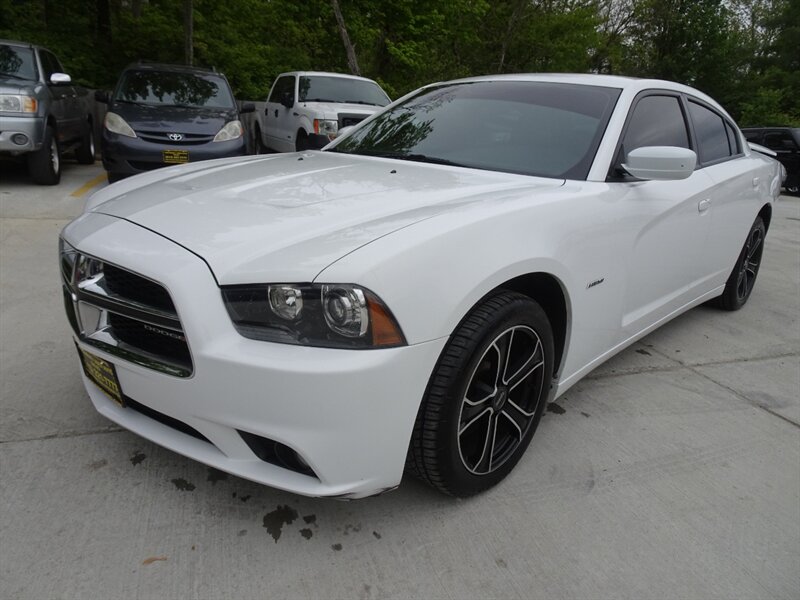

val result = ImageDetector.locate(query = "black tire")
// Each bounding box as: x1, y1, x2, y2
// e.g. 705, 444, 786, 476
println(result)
27, 125, 61, 185
75, 120, 95, 164
107, 172, 126, 184
786, 185, 799, 196
295, 130, 309, 152
408, 291, 554, 497
712, 215, 766, 311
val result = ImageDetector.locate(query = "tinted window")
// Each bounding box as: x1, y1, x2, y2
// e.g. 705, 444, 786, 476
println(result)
299, 76, 390, 107
0, 44, 38, 81
331, 81, 621, 180
743, 131, 761, 143
688, 101, 731, 163
622, 95, 689, 159
115, 70, 235, 108
268, 76, 295, 103
763, 131, 798, 152
725, 122, 740, 155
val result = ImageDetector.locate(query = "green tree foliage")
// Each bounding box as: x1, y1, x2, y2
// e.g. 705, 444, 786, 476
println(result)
0, 0, 796, 123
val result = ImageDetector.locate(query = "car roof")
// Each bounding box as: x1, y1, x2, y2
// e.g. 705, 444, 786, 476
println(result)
0, 39, 36, 48
122, 62, 222, 76
278, 71, 380, 83
425, 73, 731, 119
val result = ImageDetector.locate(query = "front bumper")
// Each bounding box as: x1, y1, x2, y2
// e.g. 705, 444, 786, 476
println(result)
0, 115, 44, 154
62, 212, 445, 498
100, 130, 247, 177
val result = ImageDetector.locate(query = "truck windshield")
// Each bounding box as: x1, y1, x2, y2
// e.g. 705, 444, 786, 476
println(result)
330, 81, 621, 180
299, 76, 390, 106
0, 45, 38, 81
115, 70, 235, 109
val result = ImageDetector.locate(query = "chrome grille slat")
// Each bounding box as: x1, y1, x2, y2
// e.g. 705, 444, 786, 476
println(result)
60, 242, 193, 377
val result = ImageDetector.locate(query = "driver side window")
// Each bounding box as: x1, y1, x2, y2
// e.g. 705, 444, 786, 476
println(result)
268, 75, 295, 104
621, 95, 690, 160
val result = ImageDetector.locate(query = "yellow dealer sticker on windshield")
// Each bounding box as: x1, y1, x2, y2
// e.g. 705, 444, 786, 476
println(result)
77, 346, 124, 407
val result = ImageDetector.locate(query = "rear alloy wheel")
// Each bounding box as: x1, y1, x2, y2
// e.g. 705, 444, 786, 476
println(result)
27, 125, 61, 185
408, 291, 554, 496
713, 215, 766, 311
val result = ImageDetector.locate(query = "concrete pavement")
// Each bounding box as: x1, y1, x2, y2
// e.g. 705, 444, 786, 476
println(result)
1, 160, 798, 599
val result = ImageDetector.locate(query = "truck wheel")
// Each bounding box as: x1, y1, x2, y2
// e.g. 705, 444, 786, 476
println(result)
28, 125, 61, 185
75, 120, 95, 164
295, 130, 309, 152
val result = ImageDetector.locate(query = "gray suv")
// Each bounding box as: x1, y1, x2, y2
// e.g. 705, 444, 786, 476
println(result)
0, 39, 94, 184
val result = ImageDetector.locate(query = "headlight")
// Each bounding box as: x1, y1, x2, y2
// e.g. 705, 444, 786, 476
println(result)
222, 283, 405, 349
0, 94, 37, 113
104, 112, 136, 138
213, 120, 243, 142
313, 119, 338, 140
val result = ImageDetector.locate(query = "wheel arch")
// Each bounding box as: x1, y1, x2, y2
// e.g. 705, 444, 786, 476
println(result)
493, 272, 571, 377
758, 203, 772, 232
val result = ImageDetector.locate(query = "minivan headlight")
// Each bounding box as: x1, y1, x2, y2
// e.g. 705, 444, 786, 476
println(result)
104, 112, 136, 138
221, 283, 405, 348
213, 120, 243, 142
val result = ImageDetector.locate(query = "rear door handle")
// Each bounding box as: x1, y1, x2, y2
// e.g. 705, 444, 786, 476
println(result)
274, 109, 278, 118
698, 199, 711, 213
752, 177, 760, 188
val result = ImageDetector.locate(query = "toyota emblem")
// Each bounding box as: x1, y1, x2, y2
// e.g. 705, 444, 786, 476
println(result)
168, 133, 183, 141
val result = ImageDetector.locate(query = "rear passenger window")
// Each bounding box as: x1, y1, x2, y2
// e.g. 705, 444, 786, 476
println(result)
688, 101, 731, 163
763, 131, 798, 152
622, 95, 689, 159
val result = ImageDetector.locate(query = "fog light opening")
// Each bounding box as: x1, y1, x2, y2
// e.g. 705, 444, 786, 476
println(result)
11, 134, 28, 146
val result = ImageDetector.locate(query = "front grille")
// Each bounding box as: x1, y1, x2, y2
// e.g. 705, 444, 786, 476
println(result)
135, 130, 214, 145
338, 113, 368, 129
60, 245, 193, 377
108, 313, 191, 369
125, 396, 210, 443
104, 263, 175, 313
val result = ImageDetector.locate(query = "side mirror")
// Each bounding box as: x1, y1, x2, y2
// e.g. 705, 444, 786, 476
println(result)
622, 146, 696, 181
239, 102, 255, 114
50, 72, 72, 85
94, 90, 109, 104
336, 125, 354, 139
280, 93, 294, 109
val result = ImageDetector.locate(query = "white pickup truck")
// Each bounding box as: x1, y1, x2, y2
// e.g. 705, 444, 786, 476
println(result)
255, 71, 390, 153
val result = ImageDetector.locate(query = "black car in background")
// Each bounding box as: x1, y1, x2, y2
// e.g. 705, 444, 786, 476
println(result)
96, 63, 253, 182
741, 127, 800, 194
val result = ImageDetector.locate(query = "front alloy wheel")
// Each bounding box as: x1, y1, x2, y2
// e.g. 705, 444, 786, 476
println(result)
408, 291, 554, 497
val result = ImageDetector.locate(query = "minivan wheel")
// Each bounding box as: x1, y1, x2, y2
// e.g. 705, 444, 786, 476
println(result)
28, 125, 61, 185
75, 120, 95, 164
408, 291, 554, 497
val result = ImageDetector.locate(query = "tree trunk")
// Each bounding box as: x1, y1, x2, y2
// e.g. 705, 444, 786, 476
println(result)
184, 0, 194, 66
330, 0, 360, 76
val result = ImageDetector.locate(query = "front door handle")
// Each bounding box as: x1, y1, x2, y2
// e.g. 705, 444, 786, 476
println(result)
698, 199, 711, 213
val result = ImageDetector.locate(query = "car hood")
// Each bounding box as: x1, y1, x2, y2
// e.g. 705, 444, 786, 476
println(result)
300, 101, 384, 120
86, 152, 563, 284
0, 76, 36, 94
109, 102, 237, 135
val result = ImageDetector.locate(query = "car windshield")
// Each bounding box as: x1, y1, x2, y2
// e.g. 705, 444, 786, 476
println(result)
0, 44, 38, 81
299, 76, 390, 106
115, 70, 235, 109
330, 81, 621, 179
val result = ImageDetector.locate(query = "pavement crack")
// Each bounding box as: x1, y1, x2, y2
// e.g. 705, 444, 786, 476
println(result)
0, 426, 125, 445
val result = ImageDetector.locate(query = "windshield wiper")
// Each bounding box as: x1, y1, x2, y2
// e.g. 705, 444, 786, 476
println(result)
360, 151, 469, 168
343, 100, 382, 106
0, 72, 33, 81
301, 98, 337, 103
116, 99, 155, 107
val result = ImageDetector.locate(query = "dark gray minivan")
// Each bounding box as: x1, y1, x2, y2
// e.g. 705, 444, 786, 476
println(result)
96, 62, 254, 182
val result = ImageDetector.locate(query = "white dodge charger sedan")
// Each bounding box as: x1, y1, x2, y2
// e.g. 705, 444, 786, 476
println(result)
60, 74, 782, 498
